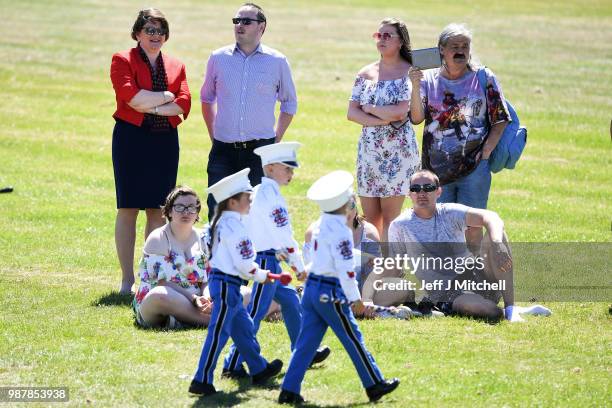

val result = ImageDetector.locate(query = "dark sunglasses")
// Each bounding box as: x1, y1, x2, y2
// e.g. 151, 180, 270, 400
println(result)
232, 17, 264, 25
143, 26, 167, 36
172, 204, 200, 214
409, 183, 438, 193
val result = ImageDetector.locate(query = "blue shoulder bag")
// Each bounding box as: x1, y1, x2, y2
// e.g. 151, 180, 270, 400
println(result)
476, 68, 527, 173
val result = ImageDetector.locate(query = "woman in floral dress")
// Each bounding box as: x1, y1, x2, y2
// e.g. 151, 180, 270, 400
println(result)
347, 18, 420, 241
133, 186, 212, 328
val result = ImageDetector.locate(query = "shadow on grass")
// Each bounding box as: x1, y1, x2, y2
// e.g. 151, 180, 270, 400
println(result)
92, 293, 207, 331
190, 379, 250, 407
190, 375, 374, 408
92, 291, 133, 307
298, 399, 373, 408
132, 321, 205, 332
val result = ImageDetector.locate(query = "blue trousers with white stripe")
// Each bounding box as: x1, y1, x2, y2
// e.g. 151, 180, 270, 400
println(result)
193, 271, 268, 384
281, 274, 384, 394
223, 251, 302, 371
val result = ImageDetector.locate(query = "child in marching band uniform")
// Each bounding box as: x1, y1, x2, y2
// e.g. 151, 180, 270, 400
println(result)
222, 142, 330, 378
279, 170, 400, 404
190, 169, 284, 396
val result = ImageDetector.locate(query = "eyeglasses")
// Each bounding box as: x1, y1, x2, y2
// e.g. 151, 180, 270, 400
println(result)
409, 183, 438, 193
232, 17, 264, 25
372, 32, 400, 41
143, 26, 167, 36
172, 204, 200, 214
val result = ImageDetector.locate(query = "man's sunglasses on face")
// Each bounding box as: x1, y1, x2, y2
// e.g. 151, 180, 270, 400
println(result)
232, 17, 264, 25
409, 183, 438, 193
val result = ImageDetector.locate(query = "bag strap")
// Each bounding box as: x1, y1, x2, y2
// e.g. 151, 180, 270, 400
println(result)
476, 67, 490, 129
476, 67, 488, 96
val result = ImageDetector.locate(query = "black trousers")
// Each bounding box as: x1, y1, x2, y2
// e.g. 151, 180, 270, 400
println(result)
206, 138, 274, 220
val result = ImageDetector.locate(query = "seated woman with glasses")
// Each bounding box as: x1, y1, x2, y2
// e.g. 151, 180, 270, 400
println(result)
132, 186, 212, 329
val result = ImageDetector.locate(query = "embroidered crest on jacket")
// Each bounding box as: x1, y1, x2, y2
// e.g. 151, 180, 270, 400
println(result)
337, 240, 353, 260
236, 239, 254, 259
270, 206, 289, 227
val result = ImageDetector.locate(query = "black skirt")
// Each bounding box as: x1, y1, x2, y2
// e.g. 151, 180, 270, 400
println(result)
112, 119, 179, 209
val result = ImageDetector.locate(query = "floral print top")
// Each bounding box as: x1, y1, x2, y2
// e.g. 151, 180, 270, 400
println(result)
133, 228, 210, 310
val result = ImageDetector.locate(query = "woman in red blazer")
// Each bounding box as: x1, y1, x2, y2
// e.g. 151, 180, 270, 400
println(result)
110, 8, 191, 295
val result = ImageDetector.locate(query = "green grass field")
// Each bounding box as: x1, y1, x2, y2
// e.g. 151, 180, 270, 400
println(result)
0, 0, 610, 406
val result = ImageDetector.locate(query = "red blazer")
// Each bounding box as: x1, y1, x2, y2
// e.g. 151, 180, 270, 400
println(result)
110, 47, 191, 128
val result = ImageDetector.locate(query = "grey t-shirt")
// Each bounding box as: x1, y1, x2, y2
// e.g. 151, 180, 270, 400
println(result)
388, 203, 472, 301
389, 203, 468, 243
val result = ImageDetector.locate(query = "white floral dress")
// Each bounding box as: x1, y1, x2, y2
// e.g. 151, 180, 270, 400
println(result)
350, 76, 420, 197
132, 228, 210, 325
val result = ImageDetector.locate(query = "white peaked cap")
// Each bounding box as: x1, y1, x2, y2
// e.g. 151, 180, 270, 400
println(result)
207, 168, 253, 203
307, 170, 354, 212
254, 142, 301, 168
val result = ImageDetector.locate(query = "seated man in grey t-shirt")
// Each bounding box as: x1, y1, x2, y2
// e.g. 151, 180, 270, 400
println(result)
386, 169, 524, 322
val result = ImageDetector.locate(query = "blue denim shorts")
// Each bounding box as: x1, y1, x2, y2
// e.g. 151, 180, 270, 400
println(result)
439, 159, 491, 209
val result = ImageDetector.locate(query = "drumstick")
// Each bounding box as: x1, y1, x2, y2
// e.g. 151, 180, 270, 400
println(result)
267, 272, 292, 285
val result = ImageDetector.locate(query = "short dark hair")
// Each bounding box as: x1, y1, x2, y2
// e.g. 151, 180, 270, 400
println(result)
241, 3, 266, 22
409, 169, 440, 187
131, 8, 170, 41
161, 185, 201, 222
353, 213, 366, 229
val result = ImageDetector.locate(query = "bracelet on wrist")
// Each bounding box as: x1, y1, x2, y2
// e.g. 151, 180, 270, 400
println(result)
191, 295, 198, 306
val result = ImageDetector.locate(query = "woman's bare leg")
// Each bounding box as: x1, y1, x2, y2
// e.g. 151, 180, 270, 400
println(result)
144, 208, 165, 240
380, 195, 405, 242
116, 208, 139, 294
360, 196, 383, 236
139, 286, 211, 327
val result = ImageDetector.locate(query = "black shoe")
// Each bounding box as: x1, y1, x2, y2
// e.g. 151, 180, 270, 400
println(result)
188, 379, 217, 396
221, 365, 249, 379
278, 389, 305, 404
252, 359, 283, 385
309, 345, 331, 367
366, 378, 400, 402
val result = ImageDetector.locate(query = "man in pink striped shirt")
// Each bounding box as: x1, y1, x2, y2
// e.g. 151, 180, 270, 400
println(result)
200, 3, 297, 219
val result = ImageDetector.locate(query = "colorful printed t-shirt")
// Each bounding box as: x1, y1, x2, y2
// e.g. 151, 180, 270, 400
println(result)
419, 68, 510, 185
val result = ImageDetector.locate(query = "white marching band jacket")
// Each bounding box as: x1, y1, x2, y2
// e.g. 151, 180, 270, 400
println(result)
245, 177, 305, 273
307, 213, 361, 302
209, 211, 268, 283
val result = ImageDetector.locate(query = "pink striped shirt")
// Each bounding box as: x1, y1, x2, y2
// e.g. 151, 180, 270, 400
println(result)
200, 43, 297, 143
